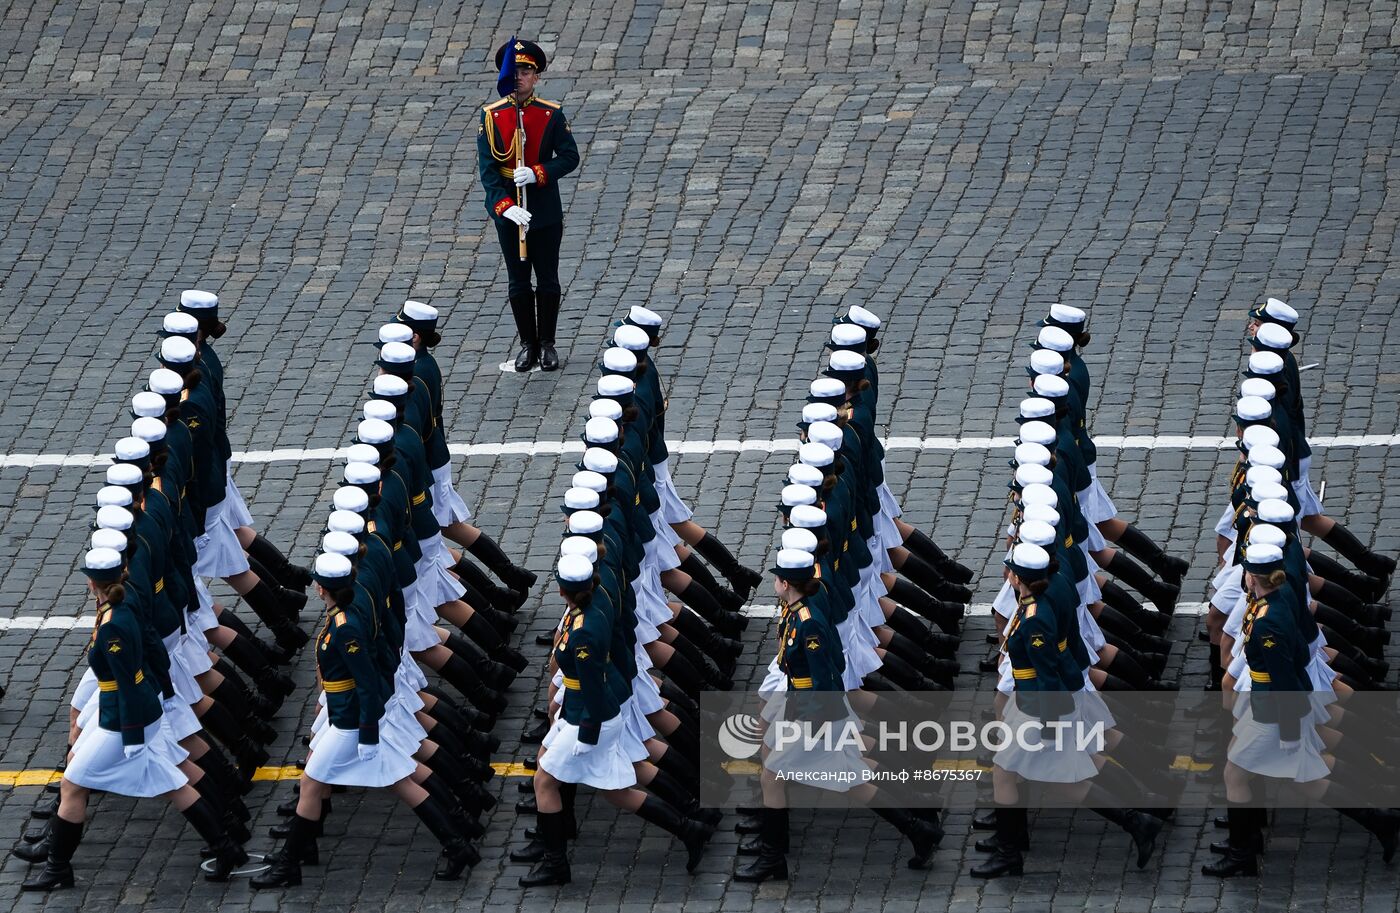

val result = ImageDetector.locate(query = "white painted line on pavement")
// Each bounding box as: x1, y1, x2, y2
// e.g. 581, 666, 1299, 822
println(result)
739, 602, 1211, 619
3, 434, 1397, 469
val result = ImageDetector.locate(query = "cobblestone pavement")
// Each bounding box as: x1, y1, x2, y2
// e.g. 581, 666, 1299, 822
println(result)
2, 1, 1400, 910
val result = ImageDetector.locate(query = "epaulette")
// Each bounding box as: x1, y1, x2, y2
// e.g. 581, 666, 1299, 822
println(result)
485, 97, 512, 112
332, 611, 347, 627
532, 97, 561, 110
571, 614, 584, 630
797, 607, 812, 622
1023, 600, 1037, 618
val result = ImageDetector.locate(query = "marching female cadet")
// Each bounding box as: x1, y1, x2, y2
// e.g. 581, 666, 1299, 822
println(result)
252, 553, 477, 888
157, 335, 309, 656
169, 294, 312, 592
23, 548, 245, 891
520, 555, 714, 887
973, 543, 1162, 880
610, 314, 765, 608
1205, 542, 1399, 877
735, 548, 941, 883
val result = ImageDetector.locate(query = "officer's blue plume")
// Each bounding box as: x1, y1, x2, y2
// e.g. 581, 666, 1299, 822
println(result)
496, 36, 517, 98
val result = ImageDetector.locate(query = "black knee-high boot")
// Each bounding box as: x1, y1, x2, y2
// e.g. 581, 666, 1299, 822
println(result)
1096, 606, 1172, 654
195, 738, 252, 798
420, 768, 491, 830
216, 611, 289, 667
734, 808, 789, 881
437, 653, 509, 715
902, 527, 975, 584
1308, 551, 1387, 602
1322, 523, 1397, 581
208, 680, 275, 744
1105, 552, 1180, 613
692, 533, 764, 600
665, 713, 702, 759
1202, 803, 1261, 877
246, 534, 312, 590
20, 815, 82, 891
1097, 579, 1172, 634
425, 699, 500, 751
971, 807, 1026, 878
669, 633, 732, 689
252, 813, 317, 887
466, 534, 536, 592
657, 677, 698, 714
646, 767, 700, 813
412, 793, 482, 879
519, 809, 571, 886
461, 612, 529, 672
660, 648, 708, 697
452, 554, 526, 611
1113, 524, 1190, 585
669, 609, 743, 673
877, 651, 940, 691
200, 702, 269, 775
634, 794, 713, 872
885, 607, 961, 656
1316, 607, 1389, 658
183, 797, 248, 881
245, 556, 309, 616
887, 577, 964, 634
443, 631, 516, 688
1085, 784, 1164, 869
241, 579, 309, 653
677, 552, 740, 608
1103, 650, 1154, 689
1316, 580, 1388, 626
897, 552, 973, 604
673, 579, 741, 631
885, 632, 960, 685
220, 634, 295, 703
872, 803, 943, 869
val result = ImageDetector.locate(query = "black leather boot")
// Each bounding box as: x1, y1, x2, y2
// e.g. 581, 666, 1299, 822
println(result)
537, 290, 561, 371
1202, 805, 1260, 877
246, 534, 312, 589
733, 808, 789, 882
1322, 523, 1397, 582
692, 533, 763, 601
519, 810, 571, 887
902, 527, 975, 584
413, 793, 480, 879
898, 552, 974, 604
467, 533, 537, 592
887, 577, 964, 634
252, 813, 316, 887
20, 815, 81, 891
511, 292, 539, 371
242, 579, 310, 652
874, 805, 943, 869
183, 797, 248, 882
438, 653, 509, 716
971, 808, 1026, 878
1114, 524, 1190, 586
1106, 552, 1180, 613
635, 795, 713, 872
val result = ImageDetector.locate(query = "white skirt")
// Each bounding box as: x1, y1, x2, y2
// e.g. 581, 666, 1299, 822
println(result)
430, 464, 474, 525
763, 695, 868, 792
67, 720, 190, 797
1079, 503, 1108, 552
1213, 563, 1246, 619
414, 538, 467, 608
1077, 543, 1103, 604
381, 696, 430, 757
622, 696, 658, 746
1215, 504, 1239, 540
994, 696, 1101, 784
398, 647, 429, 692
1227, 703, 1329, 782
633, 664, 665, 715
836, 615, 881, 689
630, 570, 671, 642
1077, 600, 1106, 654
402, 582, 443, 652
1292, 455, 1323, 518
874, 507, 902, 554
856, 563, 888, 629
161, 694, 204, 742
877, 476, 903, 518
160, 632, 206, 706
72, 668, 99, 712
221, 473, 254, 529
539, 715, 640, 790
192, 579, 220, 632
653, 458, 694, 524
992, 579, 1017, 620
193, 505, 250, 578
305, 725, 417, 787
865, 533, 895, 583
1083, 463, 1118, 522
760, 658, 788, 703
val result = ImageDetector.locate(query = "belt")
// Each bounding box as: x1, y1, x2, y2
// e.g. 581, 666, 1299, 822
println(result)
562, 676, 582, 691
791, 676, 814, 690
1249, 669, 1271, 684
323, 678, 356, 693
1012, 667, 1037, 680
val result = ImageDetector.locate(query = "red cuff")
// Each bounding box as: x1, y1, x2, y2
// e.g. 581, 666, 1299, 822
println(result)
532, 164, 547, 187
494, 198, 515, 217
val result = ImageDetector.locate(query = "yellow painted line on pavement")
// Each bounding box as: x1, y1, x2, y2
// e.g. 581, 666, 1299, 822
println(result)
2, 761, 537, 788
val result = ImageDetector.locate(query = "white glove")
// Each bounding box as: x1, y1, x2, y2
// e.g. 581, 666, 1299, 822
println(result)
571, 740, 596, 757
503, 206, 532, 227
358, 743, 379, 762
513, 166, 537, 187
1278, 739, 1301, 754
123, 743, 145, 760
